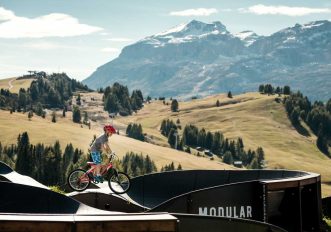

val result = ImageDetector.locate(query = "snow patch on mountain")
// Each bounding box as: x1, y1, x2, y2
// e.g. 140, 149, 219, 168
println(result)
84, 20, 331, 101
235, 30, 260, 46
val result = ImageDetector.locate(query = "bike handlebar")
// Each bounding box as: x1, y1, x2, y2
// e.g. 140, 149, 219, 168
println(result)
107, 152, 118, 162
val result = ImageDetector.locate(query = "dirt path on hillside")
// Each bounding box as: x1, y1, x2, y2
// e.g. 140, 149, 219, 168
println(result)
8, 79, 14, 90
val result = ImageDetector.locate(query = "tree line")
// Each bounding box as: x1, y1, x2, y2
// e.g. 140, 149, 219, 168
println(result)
0, 73, 90, 113
159, 120, 265, 168
258, 84, 291, 95
160, 162, 182, 172
121, 152, 157, 177
283, 91, 331, 155
0, 132, 85, 186
120, 152, 183, 176
0, 133, 183, 187
126, 123, 145, 141
103, 82, 144, 116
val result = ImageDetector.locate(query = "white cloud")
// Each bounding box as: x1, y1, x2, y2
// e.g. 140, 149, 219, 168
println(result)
0, 7, 103, 38
105, 37, 133, 42
101, 47, 120, 53
100, 32, 110, 36
0, 7, 15, 21
243, 4, 331, 16
170, 8, 218, 17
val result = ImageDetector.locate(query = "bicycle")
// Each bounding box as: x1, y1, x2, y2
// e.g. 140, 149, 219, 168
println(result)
67, 152, 131, 194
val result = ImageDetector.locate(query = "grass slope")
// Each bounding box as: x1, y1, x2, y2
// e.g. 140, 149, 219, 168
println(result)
115, 92, 331, 197
0, 110, 232, 171
0, 77, 34, 93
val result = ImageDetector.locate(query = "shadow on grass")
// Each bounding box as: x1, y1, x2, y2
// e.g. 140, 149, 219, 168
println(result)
292, 122, 310, 137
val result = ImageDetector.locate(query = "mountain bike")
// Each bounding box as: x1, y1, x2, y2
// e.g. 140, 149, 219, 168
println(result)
67, 152, 131, 194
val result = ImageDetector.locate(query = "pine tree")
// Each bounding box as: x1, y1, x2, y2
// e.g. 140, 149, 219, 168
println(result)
62, 143, 74, 181
15, 132, 32, 175
256, 147, 265, 168
197, 128, 206, 148
168, 128, 178, 148
76, 94, 81, 105
283, 86, 291, 95
212, 132, 222, 155
36, 103, 43, 116
223, 151, 233, 165
72, 106, 81, 123
216, 99, 220, 107
171, 99, 179, 112
249, 158, 259, 169
52, 111, 56, 123
28, 110, 33, 120
44, 148, 58, 185
205, 132, 213, 150
317, 131, 329, 155
53, 141, 62, 183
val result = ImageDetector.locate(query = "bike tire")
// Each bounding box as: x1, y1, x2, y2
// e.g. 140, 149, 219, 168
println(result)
108, 171, 131, 194
67, 169, 90, 192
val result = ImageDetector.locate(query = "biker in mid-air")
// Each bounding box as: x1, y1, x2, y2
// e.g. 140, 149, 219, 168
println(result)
90, 124, 116, 183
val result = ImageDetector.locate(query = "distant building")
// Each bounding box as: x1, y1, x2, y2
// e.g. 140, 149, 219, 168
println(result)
196, 147, 204, 152
204, 150, 213, 156
233, 161, 243, 168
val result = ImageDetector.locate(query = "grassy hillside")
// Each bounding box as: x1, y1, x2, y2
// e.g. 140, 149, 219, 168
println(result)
114, 92, 331, 197
1, 87, 330, 196
0, 77, 34, 93
0, 110, 232, 171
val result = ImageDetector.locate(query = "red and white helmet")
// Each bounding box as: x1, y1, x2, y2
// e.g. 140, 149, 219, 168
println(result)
104, 125, 116, 134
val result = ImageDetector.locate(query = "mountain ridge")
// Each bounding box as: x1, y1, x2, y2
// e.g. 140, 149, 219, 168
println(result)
84, 20, 331, 101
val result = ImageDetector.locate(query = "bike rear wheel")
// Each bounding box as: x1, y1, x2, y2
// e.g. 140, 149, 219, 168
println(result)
68, 169, 90, 192
108, 171, 131, 194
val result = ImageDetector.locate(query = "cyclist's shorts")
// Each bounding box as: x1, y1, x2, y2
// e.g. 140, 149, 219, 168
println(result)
91, 151, 102, 164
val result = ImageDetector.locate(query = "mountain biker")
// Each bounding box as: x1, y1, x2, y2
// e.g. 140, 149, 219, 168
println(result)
90, 124, 116, 182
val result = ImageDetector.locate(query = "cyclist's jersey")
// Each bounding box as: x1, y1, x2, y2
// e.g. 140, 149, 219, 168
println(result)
90, 133, 108, 152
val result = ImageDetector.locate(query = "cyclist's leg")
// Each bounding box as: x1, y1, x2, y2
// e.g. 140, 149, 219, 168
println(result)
91, 152, 103, 182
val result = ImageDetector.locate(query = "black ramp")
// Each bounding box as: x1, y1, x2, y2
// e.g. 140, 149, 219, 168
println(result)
151, 181, 264, 221
0, 181, 115, 214
0, 162, 12, 175
0, 161, 48, 189
71, 192, 146, 212
174, 214, 287, 232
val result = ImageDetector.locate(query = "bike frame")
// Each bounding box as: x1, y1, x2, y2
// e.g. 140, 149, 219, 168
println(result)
85, 156, 117, 179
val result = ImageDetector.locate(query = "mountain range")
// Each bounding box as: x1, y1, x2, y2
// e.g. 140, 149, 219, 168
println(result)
83, 20, 331, 101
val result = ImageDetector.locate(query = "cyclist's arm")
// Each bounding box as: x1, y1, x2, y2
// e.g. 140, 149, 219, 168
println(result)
103, 142, 112, 154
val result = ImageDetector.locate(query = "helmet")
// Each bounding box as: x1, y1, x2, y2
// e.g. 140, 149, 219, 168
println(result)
104, 125, 116, 134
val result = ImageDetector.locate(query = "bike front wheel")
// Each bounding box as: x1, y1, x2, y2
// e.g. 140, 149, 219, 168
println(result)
68, 169, 90, 192
108, 171, 131, 194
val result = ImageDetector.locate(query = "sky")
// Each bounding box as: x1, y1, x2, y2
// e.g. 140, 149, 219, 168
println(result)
0, 0, 330, 81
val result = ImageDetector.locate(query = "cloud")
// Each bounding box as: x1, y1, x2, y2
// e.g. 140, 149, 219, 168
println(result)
101, 47, 120, 53
242, 4, 331, 16
170, 8, 218, 17
0, 6, 103, 38
0, 7, 15, 21
100, 32, 110, 36
105, 38, 133, 42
